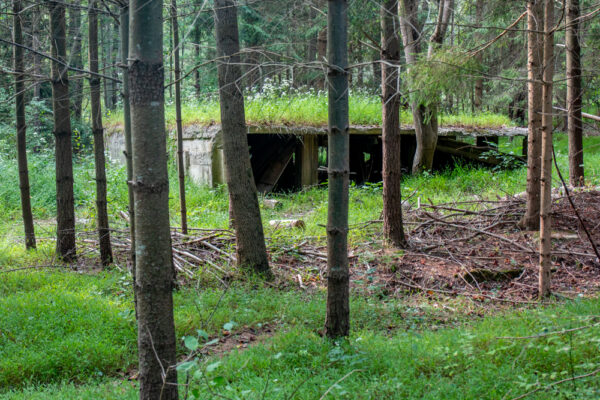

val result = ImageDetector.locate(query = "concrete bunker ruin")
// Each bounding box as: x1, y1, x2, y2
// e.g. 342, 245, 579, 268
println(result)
105, 124, 528, 193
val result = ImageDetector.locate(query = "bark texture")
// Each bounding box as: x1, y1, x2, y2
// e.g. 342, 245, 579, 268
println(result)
171, 0, 188, 234
120, 3, 135, 272
539, 0, 554, 299
89, 1, 113, 266
381, 0, 407, 248
68, 6, 83, 120
325, 0, 350, 339
214, 0, 271, 276
473, 0, 484, 110
13, 0, 36, 250
49, 1, 76, 262
129, 0, 179, 398
193, 21, 201, 98
521, 0, 544, 231
566, 0, 584, 186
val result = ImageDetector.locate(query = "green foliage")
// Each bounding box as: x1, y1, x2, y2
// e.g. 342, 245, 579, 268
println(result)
406, 47, 479, 109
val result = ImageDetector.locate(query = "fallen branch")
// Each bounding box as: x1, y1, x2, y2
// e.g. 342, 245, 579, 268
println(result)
423, 211, 535, 253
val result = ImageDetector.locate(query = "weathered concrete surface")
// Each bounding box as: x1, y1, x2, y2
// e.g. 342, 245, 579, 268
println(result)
105, 124, 225, 187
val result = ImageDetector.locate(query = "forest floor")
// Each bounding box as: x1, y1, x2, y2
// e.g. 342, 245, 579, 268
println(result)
1, 133, 600, 399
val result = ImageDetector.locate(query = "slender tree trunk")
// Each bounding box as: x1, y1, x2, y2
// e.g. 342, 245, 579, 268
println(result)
49, 1, 76, 262
521, 0, 544, 230
566, 0, 584, 186
169, 23, 174, 100
111, 22, 119, 108
474, 0, 484, 111
13, 0, 36, 250
214, 0, 271, 276
317, 27, 327, 89
170, 0, 188, 234
68, 6, 83, 120
399, 0, 450, 173
102, 21, 109, 110
102, 21, 114, 110
381, 0, 407, 248
129, 0, 179, 397
193, 21, 201, 99
32, 13, 41, 99
120, 2, 136, 312
399, 0, 431, 173
539, 0, 554, 299
325, 0, 350, 339
89, 1, 113, 266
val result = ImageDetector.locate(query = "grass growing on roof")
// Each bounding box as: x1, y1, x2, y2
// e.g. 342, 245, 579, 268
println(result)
105, 90, 514, 129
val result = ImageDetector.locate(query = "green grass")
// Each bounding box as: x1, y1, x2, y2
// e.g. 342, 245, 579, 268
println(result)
184, 298, 600, 400
0, 271, 136, 389
105, 92, 514, 129
2, 290, 599, 399
1, 126, 600, 398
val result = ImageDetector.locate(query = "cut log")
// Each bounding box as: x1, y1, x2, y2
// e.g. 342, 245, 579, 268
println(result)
463, 267, 524, 283
263, 199, 282, 209
554, 106, 600, 122
269, 219, 306, 229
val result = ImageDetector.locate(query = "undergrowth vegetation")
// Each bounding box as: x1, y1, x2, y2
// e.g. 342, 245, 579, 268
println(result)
1, 130, 599, 398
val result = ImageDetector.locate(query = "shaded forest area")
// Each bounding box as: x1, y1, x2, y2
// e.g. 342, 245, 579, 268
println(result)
1, 0, 600, 399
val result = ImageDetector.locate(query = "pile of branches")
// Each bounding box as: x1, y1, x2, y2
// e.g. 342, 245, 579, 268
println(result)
73, 191, 600, 303
370, 191, 600, 302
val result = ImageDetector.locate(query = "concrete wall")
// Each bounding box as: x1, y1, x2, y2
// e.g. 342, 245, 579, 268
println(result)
104, 124, 225, 187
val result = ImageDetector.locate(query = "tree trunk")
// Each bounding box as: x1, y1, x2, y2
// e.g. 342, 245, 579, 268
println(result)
325, 0, 350, 339
120, 3, 136, 314
566, 0, 584, 186
169, 23, 174, 99
474, 0, 484, 111
539, 0, 554, 299
31, 13, 41, 99
13, 0, 36, 250
170, 0, 188, 235
214, 0, 271, 276
68, 6, 83, 120
102, 21, 114, 110
49, 1, 76, 262
399, 0, 447, 173
111, 21, 119, 108
129, 0, 179, 397
381, 0, 407, 248
316, 27, 327, 89
520, 0, 544, 231
193, 21, 201, 99
89, 1, 113, 266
